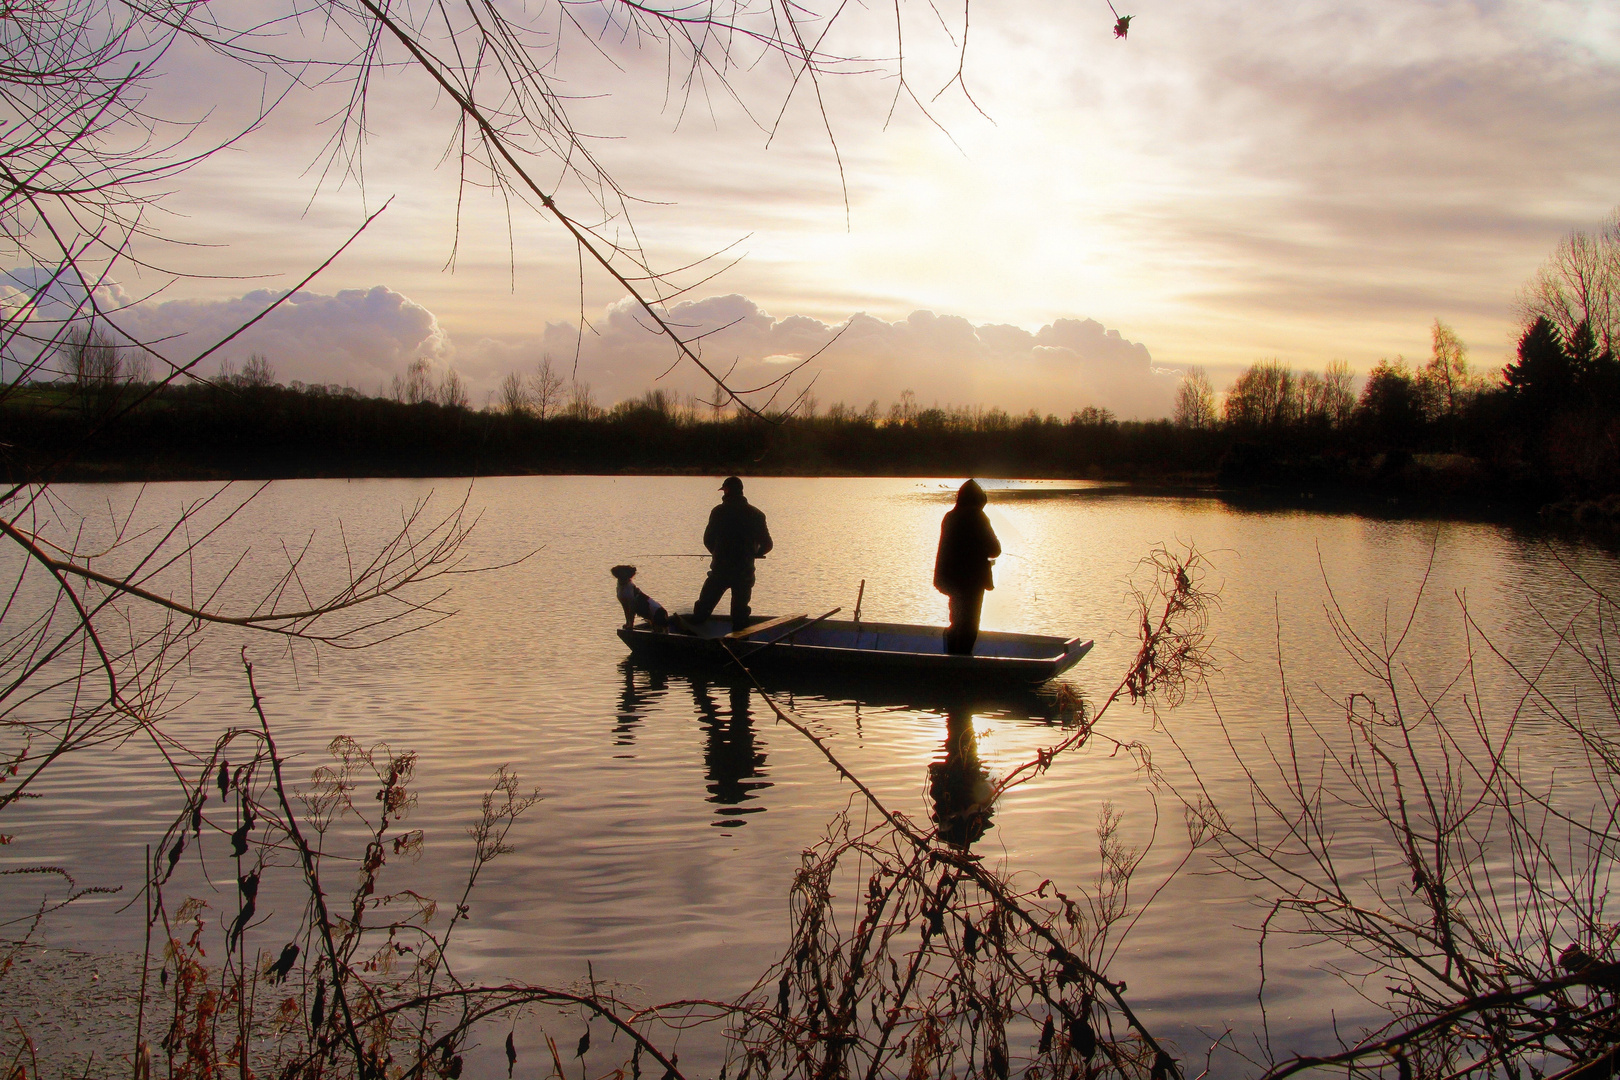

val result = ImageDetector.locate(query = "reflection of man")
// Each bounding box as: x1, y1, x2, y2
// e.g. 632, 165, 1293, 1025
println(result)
691, 476, 773, 630
929, 709, 994, 847
933, 479, 1000, 655
693, 680, 770, 824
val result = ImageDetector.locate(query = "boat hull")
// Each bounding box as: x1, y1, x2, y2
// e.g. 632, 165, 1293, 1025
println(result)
617, 616, 1093, 683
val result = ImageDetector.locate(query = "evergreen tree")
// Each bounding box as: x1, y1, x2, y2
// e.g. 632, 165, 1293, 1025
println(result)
1504, 317, 1576, 420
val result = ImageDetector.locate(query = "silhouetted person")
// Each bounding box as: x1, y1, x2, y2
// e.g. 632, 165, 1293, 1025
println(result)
934, 479, 1000, 655
928, 708, 994, 847
692, 476, 773, 629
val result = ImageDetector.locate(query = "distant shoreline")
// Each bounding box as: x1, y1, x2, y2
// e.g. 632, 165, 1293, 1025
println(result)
8, 378, 1615, 533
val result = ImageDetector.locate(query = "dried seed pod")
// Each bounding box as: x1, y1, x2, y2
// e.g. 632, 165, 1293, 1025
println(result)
963, 922, 981, 957
576, 1030, 590, 1058
1068, 1012, 1096, 1060
447, 1056, 463, 1080
228, 877, 258, 950
190, 804, 202, 834
1149, 1050, 1174, 1080
988, 1042, 1008, 1080
166, 835, 185, 873
231, 821, 252, 858
238, 870, 260, 902
505, 1032, 517, 1079
1038, 1015, 1054, 1055
267, 943, 299, 983
310, 979, 325, 1031
777, 975, 790, 1015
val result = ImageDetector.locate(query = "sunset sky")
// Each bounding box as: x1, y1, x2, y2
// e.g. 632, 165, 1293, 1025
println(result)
16, 0, 1620, 416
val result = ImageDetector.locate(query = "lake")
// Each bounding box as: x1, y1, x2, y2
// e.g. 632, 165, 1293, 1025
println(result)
3, 476, 1616, 1076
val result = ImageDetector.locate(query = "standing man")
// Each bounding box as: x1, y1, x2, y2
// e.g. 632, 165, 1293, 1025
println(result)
934, 479, 1000, 655
692, 476, 773, 630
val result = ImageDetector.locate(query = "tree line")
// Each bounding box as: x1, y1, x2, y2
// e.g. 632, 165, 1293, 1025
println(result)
7, 216, 1619, 510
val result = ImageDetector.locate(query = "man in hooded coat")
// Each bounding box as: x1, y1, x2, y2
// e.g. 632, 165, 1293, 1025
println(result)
692, 476, 773, 629
934, 479, 1001, 655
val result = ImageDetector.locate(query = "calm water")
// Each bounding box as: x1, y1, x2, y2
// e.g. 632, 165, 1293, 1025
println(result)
4, 477, 1617, 1073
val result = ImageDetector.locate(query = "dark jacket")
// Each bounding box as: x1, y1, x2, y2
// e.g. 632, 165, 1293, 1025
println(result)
704, 494, 773, 571
934, 481, 1000, 594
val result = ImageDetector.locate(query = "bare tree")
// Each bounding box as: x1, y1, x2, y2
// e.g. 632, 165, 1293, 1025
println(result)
392, 358, 434, 404
438, 367, 469, 409
240, 353, 276, 388
566, 379, 598, 419
59, 326, 122, 417
1322, 359, 1357, 426
1519, 208, 1620, 358
1222, 360, 1295, 428
1417, 318, 1476, 422
530, 355, 565, 420
1173, 367, 1216, 429
498, 370, 531, 415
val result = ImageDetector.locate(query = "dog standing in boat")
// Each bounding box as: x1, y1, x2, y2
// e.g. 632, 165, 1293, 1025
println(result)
611, 565, 671, 631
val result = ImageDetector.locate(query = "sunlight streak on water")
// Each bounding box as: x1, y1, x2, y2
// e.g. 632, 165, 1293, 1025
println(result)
3, 476, 1617, 1073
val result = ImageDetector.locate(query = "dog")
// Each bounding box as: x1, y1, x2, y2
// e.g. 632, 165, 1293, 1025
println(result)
610, 565, 671, 631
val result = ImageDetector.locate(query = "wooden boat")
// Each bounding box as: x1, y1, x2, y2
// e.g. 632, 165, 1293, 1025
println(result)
617, 610, 1093, 683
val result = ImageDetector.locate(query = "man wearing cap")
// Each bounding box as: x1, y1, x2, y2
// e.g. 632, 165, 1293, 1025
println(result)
691, 476, 774, 630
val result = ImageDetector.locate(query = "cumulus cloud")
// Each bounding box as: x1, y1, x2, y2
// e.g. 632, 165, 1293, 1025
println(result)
460, 294, 1176, 418
0, 269, 449, 392
114, 286, 450, 391
3, 270, 1176, 415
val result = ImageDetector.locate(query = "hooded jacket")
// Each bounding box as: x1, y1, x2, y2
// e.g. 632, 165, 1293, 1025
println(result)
934, 481, 1001, 594
704, 492, 773, 571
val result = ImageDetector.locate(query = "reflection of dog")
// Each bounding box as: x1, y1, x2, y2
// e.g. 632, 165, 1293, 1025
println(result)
611, 565, 670, 630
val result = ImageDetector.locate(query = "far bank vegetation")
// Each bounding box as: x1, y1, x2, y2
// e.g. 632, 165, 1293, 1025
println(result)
8, 219, 1620, 512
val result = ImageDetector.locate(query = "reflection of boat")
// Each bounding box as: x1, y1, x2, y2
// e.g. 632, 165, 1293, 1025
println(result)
620, 656, 1080, 724
618, 614, 1093, 684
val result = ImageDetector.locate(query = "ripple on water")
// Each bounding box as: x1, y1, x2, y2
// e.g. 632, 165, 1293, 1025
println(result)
4, 477, 1616, 1071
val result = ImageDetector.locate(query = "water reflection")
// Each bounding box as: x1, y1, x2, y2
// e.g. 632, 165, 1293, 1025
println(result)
615, 661, 667, 752
929, 708, 995, 847
616, 660, 774, 829
617, 656, 1080, 837
691, 679, 770, 828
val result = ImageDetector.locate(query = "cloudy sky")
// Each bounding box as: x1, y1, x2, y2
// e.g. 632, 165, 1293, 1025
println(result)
11, 0, 1620, 416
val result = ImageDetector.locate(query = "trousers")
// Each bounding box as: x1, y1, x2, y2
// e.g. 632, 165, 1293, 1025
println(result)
693, 565, 756, 629
943, 589, 985, 655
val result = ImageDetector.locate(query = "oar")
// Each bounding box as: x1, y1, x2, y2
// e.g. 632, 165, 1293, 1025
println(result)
733, 607, 841, 660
